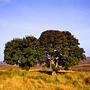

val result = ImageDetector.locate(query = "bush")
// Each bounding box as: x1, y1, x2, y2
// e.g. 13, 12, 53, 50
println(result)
52, 64, 60, 72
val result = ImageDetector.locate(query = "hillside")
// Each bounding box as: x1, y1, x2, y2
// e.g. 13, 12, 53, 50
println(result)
71, 57, 90, 71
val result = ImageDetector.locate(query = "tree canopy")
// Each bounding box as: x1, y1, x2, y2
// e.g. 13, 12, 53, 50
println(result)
39, 30, 86, 69
4, 36, 38, 70
4, 30, 86, 70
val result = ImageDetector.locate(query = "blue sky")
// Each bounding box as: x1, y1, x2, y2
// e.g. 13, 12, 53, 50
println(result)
0, 0, 90, 61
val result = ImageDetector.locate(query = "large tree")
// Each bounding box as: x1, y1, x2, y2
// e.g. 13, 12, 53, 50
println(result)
4, 30, 86, 70
39, 30, 86, 70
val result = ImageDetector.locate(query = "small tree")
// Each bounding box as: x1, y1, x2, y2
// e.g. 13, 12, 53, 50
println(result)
4, 36, 38, 70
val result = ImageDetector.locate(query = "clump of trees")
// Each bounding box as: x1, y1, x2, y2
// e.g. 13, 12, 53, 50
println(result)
4, 30, 86, 70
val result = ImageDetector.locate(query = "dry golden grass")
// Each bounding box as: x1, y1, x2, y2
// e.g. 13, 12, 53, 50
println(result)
0, 65, 90, 90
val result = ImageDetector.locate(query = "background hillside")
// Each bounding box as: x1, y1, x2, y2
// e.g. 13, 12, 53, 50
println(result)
0, 57, 90, 71
71, 57, 90, 71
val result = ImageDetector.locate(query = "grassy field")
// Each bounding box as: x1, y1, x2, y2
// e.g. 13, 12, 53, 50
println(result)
0, 65, 90, 90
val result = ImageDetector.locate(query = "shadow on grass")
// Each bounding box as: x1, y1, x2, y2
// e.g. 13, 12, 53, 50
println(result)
38, 70, 65, 75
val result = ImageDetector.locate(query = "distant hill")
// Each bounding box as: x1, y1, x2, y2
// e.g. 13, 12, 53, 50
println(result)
0, 61, 7, 66
86, 57, 90, 60
80, 57, 90, 64
72, 57, 90, 71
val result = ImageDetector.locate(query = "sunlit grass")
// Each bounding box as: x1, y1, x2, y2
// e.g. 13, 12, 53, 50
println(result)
0, 65, 90, 90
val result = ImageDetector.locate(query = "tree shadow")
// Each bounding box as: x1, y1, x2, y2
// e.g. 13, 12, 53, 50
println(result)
38, 70, 52, 75
38, 70, 65, 75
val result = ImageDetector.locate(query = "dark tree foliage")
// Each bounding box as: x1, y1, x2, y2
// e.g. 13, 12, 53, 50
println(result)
4, 36, 38, 70
4, 30, 86, 70
4, 38, 23, 65
39, 30, 86, 70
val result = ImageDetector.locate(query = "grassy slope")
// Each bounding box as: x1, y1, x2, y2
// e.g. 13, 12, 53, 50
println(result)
0, 65, 90, 90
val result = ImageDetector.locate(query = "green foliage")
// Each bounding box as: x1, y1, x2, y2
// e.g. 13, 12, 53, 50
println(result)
52, 64, 60, 72
4, 36, 38, 70
4, 30, 86, 70
4, 38, 22, 65
39, 30, 86, 70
